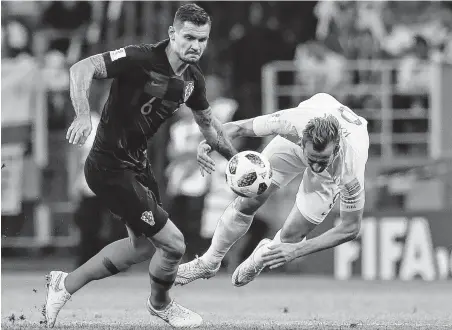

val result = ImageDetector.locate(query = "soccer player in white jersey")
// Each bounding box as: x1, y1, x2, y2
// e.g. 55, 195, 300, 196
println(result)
176, 93, 369, 286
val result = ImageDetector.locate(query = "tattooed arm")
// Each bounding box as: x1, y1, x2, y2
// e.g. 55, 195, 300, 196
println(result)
69, 54, 107, 117
224, 110, 298, 140
222, 118, 259, 140
67, 45, 149, 145
66, 54, 107, 145
66, 55, 107, 145
192, 107, 237, 160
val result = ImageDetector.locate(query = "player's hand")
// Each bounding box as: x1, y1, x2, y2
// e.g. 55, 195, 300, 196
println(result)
197, 140, 215, 176
262, 243, 298, 270
66, 114, 92, 146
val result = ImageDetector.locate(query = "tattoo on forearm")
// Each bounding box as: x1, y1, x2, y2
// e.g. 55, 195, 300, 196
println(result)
70, 69, 91, 116
69, 55, 107, 117
212, 119, 237, 160
237, 124, 256, 137
194, 108, 237, 159
89, 55, 108, 79
195, 108, 213, 127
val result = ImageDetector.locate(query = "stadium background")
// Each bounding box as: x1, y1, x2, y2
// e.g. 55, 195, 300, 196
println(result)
2, 1, 452, 328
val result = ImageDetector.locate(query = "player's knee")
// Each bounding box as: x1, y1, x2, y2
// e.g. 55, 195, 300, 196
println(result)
163, 229, 186, 259
168, 239, 186, 260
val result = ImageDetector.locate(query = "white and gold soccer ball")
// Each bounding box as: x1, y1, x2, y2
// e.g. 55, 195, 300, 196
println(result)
225, 151, 273, 198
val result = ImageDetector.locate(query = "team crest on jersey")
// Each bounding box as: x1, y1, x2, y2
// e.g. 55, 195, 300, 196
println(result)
184, 81, 194, 102
141, 211, 155, 226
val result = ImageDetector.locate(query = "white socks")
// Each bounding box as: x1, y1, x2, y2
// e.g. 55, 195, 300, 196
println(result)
202, 200, 254, 269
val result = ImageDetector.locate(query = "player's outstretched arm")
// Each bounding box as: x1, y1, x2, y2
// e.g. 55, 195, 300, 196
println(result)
66, 55, 107, 145
224, 111, 297, 140
192, 107, 237, 160
295, 208, 362, 257
262, 208, 363, 269
222, 118, 261, 139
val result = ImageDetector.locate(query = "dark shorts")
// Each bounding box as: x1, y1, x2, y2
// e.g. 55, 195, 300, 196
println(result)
84, 157, 168, 238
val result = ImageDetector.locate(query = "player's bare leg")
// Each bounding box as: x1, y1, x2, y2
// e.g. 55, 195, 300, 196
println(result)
146, 220, 202, 328
232, 201, 316, 286
176, 184, 279, 286
44, 225, 154, 327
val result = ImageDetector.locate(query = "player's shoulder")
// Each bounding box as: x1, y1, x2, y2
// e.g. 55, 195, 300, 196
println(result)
304, 93, 341, 107
117, 40, 167, 61
188, 62, 205, 81
338, 128, 369, 176
294, 93, 340, 118
341, 119, 369, 155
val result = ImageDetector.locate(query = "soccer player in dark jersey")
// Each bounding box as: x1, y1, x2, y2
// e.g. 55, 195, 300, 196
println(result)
43, 4, 236, 328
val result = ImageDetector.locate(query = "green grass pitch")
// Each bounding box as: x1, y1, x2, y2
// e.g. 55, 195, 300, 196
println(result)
2, 271, 451, 329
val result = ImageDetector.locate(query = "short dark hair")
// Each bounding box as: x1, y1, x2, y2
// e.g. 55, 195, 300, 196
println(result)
302, 115, 340, 152
174, 3, 211, 27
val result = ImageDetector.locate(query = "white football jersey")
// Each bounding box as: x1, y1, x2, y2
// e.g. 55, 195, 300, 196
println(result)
253, 93, 369, 212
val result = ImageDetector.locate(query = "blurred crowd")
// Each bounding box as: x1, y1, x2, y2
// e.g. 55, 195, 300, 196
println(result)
2, 1, 450, 263
4, 1, 452, 117
299, 1, 452, 95
297, 1, 452, 156
2, 1, 109, 129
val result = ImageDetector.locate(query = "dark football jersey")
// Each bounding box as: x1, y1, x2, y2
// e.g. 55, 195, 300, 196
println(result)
89, 39, 209, 170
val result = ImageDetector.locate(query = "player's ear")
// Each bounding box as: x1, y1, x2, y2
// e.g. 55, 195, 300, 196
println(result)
168, 26, 175, 41
300, 136, 306, 148
333, 143, 340, 155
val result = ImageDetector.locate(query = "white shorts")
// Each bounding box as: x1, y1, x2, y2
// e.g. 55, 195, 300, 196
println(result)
261, 135, 340, 225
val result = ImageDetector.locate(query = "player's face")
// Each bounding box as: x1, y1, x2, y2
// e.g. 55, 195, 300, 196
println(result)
171, 21, 210, 64
303, 141, 337, 173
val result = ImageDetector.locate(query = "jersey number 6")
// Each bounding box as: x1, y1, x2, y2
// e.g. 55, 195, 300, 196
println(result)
338, 106, 362, 125
141, 97, 157, 115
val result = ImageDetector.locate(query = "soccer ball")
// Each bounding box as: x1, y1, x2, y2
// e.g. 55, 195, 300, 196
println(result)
225, 151, 273, 198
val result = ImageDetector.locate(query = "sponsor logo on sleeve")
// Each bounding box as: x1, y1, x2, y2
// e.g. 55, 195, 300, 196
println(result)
110, 48, 126, 61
